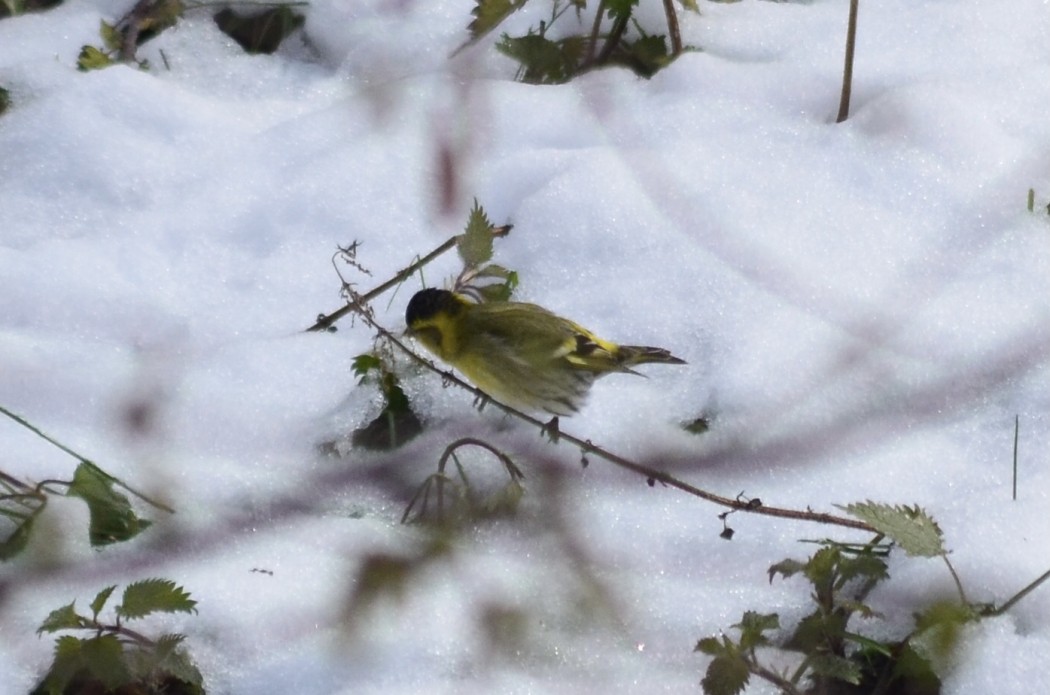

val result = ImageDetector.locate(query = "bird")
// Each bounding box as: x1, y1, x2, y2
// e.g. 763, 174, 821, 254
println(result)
404, 288, 685, 415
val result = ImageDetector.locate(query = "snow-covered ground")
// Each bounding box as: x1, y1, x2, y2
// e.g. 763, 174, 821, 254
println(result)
2, 0, 1049, 692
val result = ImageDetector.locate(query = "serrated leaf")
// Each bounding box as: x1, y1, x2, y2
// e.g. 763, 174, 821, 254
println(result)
834, 552, 889, 588
694, 636, 726, 656
457, 200, 494, 268
701, 654, 750, 695
77, 45, 114, 72
840, 501, 945, 557
100, 20, 123, 52
90, 585, 117, 620
155, 636, 205, 688
38, 635, 87, 695
38, 601, 89, 635
117, 578, 197, 620
468, 0, 526, 39
768, 557, 806, 582
82, 634, 131, 690
807, 652, 862, 685
67, 462, 152, 545
732, 611, 779, 650
352, 353, 381, 379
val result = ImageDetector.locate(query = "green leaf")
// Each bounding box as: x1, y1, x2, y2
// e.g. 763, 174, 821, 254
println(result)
833, 551, 889, 588
605, 0, 639, 20
90, 585, 117, 620
911, 600, 977, 665
100, 20, 123, 52
694, 636, 727, 656
213, 6, 305, 55
38, 635, 86, 695
67, 462, 152, 545
76, 45, 114, 72
731, 611, 779, 650
701, 654, 749, 695
0, 85, 11, 115
473, 265, 518, 302
768, 557, 806, 582
840, 501, 945, 557
457, 200, 494, 268
468, 0, 527, 39
496, 32, 586, 84
679, 0, 700, 11
807, 652, 862, 685
117, 578, 197, 620
37, 601, 89, 635
352, 353, 382, 379
82, 634, 131, 690
0, 500, 43, 560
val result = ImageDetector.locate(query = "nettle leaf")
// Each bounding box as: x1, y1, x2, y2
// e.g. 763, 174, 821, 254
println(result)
82, 634, 131, 690
732, 612, 779, 650
67, 461, 152, 545
352, 353, 382, 379
468, 0, 527, 39
701, 654, 750, 695
100, 20, 123, 52
214, 6, 305, 55
911, 600, 977, 666
77, 45, 115, 72
39, 635, 87, 694
834, 551, 889, 588
694, 635, 734, 657
90, 585, 117, 620
497, 33, 585, 84
840, 501, 945, 557
458, 200, 494, 268
807, 652, 862, 685
0, 501, 44, 560
768, 557, 806, 582
117, 578, 197, 620
38, 601, 89, 635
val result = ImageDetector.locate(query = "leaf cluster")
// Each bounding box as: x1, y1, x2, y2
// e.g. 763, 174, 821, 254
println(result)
471, 0, 692, 84
697, 501, 1050, 695
33, 580, 203, 695
2, 460, 162, 561
76, 0, 305, 72
348, 352, 423, 451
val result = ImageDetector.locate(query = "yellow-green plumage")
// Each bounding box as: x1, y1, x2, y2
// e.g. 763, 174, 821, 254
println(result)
405, 288, 685, 415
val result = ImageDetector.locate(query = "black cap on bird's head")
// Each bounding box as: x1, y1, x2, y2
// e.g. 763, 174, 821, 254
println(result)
405, 288, 460, 326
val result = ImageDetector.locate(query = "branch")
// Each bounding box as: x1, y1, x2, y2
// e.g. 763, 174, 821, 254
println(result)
343, 293, 874, 533
305, 225, 511, 333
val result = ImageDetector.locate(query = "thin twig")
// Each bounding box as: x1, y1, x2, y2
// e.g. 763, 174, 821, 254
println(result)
348, 301, 874, 533
305, 225, 511, 333
661, 0, 682, 55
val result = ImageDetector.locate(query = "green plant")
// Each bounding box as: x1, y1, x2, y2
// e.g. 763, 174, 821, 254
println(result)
32, 579, 203, 695
1, 406, 173, 560
696, 502, 1050, 695
463, 0, 696, 84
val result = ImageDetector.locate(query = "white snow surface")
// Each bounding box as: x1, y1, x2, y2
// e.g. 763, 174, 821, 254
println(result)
2, 0, 1050, 693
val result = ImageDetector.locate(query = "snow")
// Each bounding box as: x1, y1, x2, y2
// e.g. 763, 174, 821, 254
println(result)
2, 0, 1050, 692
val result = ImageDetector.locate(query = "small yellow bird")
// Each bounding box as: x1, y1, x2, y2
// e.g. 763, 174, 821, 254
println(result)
404, 288, 685, 415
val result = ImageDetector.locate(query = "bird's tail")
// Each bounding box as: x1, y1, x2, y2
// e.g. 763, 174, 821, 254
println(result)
619, 345, 687, 366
